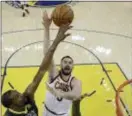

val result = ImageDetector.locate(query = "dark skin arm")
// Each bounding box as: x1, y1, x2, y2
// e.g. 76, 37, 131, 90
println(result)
72, 100, 81, 116
23, 24, 72, 98
72, 91, 96, 116
72, 93, 87, 116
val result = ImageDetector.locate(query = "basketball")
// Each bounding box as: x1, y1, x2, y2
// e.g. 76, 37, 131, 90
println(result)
52, 4, 74, 27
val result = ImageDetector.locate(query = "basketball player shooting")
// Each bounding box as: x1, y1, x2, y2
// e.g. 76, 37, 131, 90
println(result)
42, 11, 82, 116
1, 20, 72, 116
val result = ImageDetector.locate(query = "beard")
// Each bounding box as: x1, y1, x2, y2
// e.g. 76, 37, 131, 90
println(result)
61, 68, 72, 76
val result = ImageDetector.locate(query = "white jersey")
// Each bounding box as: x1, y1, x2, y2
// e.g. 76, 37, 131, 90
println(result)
45, 72, 74, 115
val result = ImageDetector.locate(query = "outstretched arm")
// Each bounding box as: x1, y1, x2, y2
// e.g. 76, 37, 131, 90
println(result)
46, 79, 82, 100
43, 11, 58, 83
24, 24, 72, 97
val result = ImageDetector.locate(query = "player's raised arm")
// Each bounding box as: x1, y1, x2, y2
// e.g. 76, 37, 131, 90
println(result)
24, 24, 72, 97
42, 11, 59, 83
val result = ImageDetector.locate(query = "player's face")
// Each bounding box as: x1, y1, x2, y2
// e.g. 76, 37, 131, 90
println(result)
61, 58, 73, 75
10, 91, 25, 107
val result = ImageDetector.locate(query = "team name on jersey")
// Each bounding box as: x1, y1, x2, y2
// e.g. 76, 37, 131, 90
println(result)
55, 81, 70, 92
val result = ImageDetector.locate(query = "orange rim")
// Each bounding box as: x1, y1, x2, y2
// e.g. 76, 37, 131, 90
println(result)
115, 79, 132, 116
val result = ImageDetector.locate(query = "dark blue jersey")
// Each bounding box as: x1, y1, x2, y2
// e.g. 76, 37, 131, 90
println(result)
4, 96, 38, 116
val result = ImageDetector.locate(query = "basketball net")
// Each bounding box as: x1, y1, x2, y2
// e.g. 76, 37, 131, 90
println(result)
115, 79, 132, 116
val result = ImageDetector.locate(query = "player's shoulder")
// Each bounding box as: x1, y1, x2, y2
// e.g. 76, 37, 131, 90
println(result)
70, 77, 82, 90
71, 76, 81, 84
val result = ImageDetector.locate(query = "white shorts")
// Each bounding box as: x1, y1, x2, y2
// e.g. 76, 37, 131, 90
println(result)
43, 107, 69, 116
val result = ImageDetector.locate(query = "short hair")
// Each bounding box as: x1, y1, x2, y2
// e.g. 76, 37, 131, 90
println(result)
61, 56, 73, 62
1, 90, 14, 108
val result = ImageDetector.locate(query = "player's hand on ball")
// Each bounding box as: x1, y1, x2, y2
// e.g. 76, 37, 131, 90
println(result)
42, 10, 52, 28
56, 24, 73, 42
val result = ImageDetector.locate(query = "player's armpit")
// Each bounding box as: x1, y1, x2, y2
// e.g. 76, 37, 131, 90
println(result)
48, 61, 59, 83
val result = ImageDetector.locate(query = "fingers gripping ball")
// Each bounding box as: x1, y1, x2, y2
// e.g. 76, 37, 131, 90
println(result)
52, 4, 74, 27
